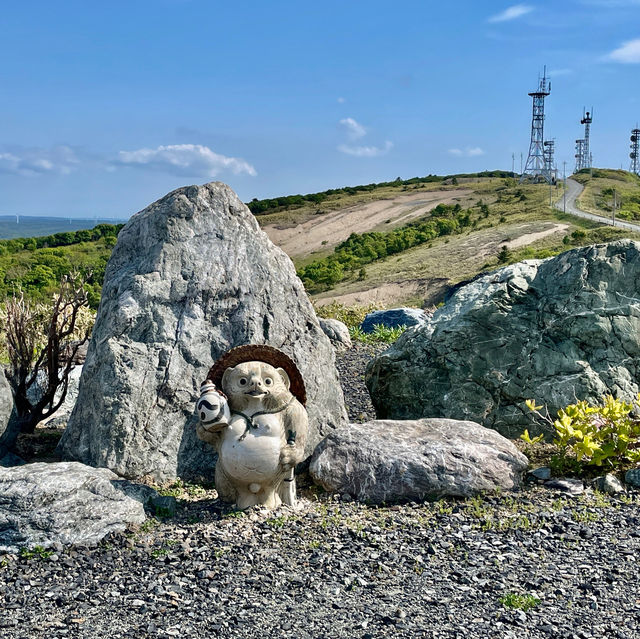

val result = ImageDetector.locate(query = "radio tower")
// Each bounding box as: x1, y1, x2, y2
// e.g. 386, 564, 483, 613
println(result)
543, 139, 556, 182
630, 127, 640, 175
575, 109, 593, 172
520, 68, 552, 184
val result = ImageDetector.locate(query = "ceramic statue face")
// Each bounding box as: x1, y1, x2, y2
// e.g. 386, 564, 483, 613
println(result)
221, 362, 290, 409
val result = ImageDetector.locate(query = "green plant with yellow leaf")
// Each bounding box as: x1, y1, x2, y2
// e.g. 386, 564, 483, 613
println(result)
523, 395, 640, 471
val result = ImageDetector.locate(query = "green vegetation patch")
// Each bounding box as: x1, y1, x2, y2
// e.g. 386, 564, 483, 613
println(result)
0, 224, 122, 309
298, 203, 477, 292
573, 169, 640, 221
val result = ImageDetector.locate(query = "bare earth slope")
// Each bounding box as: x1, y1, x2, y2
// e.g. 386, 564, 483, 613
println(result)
263, 189, 472, 259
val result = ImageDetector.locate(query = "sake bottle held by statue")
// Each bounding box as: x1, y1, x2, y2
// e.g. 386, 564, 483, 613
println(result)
196, 380, 230, 431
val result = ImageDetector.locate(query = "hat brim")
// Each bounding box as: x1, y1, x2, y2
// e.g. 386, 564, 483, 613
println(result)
207, 345, 306, 406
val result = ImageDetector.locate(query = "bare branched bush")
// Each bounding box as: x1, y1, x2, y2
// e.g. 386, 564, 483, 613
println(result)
4, 273, 92, 434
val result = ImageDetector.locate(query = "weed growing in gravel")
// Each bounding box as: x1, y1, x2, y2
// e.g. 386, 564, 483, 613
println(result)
571, 508, 601, 523
499, 593, 541, 611
222, 510, 245, 519
267, 515, 297, 528
464, 495, 492, 519
433, 500, 454, 516
157, 478, 208, 499
20, 546, 53, 560
139, 518, 160, 533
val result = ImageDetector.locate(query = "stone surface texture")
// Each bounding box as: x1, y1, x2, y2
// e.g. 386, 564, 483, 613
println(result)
593, 474, 625, 494
0, 369, 18, 463
309, 418, 528, 503
0, 462, 146, 553
318, 318, 352, 352
361, 307, 430, 334
366, 241, 640, 438
27, 365, 83, 429
624, 468, 640, 487
57, 182, 346, 481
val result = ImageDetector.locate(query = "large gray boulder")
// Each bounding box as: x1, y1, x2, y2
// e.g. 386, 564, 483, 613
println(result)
309, 418, 528, 503
366, 240, 640, 438
58, 182, 347, 481
0, 462, 146, 553
0, 370, 20, 465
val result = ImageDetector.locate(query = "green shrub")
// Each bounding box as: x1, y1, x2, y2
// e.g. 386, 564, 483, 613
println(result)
524, 395, 640, 471
314, 302, 382, 328
349, 324, 406, 344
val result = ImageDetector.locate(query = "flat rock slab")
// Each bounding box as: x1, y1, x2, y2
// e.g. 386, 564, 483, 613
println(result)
0, 462, 146, 554
309, 418, 528, 503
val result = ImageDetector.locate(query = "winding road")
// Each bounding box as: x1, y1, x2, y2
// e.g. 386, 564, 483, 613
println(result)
554, 178, 640, 233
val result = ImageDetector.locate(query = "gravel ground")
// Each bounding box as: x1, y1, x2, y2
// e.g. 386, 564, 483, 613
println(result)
2, 344, 640, 639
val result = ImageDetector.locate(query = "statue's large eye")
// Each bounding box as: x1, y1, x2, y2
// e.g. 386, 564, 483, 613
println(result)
239, 378, 247, 386
264, 378, 273, 386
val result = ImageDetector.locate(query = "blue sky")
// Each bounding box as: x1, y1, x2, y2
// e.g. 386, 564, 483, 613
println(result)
2, 0, 640, 218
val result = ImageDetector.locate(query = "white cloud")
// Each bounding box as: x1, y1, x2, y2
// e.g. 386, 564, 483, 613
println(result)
448, 147, 485, 157
337, 97, 346, 103
338, 141, 393, 157
339, 117, 366, 140
115, 144, 256, 177
488, 4, 533, 22
0, 146, 79, 176
605, 38, 640, 63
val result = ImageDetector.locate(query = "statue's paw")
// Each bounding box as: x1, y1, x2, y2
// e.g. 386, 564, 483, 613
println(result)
202, 420, 228, 433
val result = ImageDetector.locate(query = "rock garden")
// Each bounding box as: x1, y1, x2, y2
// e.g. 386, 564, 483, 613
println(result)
1, 182, 640, 638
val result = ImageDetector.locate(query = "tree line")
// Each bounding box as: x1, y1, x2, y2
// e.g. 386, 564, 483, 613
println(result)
298, 203, 479, 292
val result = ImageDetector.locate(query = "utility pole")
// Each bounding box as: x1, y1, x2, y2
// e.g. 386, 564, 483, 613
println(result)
520, 152, 523, 174
512, 153, 515, 176
612, 189, 616, 227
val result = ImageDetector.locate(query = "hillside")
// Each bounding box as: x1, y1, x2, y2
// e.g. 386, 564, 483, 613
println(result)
573, 169, 640, 222
2, 171, 640, 311
299, 175, 640, 308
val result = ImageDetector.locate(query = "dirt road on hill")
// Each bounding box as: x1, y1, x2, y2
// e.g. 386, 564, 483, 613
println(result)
263, 188, 472, 259
555, 178, 640, 232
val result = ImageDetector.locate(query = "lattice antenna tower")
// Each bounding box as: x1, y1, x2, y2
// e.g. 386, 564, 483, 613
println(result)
520, 67, 553, 184
575, 108, 593, 172
543, 139, 556, 182
630, 127, 640, 175
575, 139, 585, 173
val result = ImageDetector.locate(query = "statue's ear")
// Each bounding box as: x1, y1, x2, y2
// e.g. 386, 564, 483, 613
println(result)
276, 367, 290, 390
221, 367, 235, 392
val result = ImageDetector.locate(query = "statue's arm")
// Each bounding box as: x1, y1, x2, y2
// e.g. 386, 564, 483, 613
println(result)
279, 400, 308, 469
196, 422, 223, 448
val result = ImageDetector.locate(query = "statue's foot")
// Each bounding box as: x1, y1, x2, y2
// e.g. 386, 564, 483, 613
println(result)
236, 487, 282, 510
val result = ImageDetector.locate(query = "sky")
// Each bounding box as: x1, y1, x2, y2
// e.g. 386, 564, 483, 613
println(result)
2, 0, 640, 218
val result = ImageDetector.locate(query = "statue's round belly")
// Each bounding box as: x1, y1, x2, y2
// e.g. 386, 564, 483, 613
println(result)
219, 431, 281, 484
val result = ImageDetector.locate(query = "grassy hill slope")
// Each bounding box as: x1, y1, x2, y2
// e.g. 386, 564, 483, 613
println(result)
2, 171, 639, 313
573, 169, 640, 221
